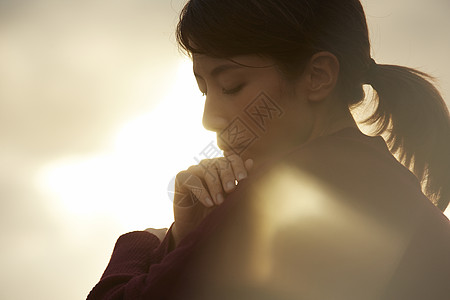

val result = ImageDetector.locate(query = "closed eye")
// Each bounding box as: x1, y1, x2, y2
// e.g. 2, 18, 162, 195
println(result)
222, 84, 245, 95
199, 84, 245, 97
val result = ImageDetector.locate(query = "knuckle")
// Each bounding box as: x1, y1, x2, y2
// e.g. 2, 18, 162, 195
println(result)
204, 170, 218, 184
186, 165, 197, 172
175, 170, 191, 183
203, 169, 222, 191
199, 158, 214, 167
218, 166, 233, 179
175, 171, 202, 189
190, 187, 205, 202
216, 158, 231, 173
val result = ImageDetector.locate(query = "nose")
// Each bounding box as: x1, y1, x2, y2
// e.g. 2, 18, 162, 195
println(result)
202, 96, 228, 133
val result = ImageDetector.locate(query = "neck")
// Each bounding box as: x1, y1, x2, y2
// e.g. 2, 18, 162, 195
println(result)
306, 107, 358, 143
305, 94, 359, 142
248, 104, 358, 172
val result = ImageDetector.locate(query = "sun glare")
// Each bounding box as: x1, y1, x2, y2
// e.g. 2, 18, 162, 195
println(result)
35, 58, 450, 230
37, 58, 217, 230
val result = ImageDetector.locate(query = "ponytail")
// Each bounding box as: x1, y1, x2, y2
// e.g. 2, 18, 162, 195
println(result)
361, 63, 450, 211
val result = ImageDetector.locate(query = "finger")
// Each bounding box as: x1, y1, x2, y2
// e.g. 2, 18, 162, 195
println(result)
223, 152, 248, 190
216, 156, 239, 194
244, 158, 254, 173
175, 171, 214, 207
198, 159, 225, 205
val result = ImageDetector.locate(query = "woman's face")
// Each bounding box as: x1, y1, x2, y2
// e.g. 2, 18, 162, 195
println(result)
193, 54, 314, 165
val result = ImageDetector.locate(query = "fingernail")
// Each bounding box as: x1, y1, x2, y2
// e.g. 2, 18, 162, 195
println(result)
205, 197, 214, 207
238, 172, 247, 181
216, 193, 224, 205
226, 181, 234, 191
245, 159, 254, 170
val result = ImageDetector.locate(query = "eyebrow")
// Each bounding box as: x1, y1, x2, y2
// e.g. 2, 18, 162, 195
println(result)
194, 64, 243, 79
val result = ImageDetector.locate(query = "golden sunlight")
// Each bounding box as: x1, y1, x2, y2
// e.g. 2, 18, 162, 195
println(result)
37, 58, 217, 231
238, 165, 410, 298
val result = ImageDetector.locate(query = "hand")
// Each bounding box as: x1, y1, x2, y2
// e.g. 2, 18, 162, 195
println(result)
171, 152, 253, 247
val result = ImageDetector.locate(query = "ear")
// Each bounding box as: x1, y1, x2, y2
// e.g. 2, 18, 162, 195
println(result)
303, 52, 340, 103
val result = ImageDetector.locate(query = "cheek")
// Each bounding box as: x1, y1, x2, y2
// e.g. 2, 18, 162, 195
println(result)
257, 91, 312, 146
281, 95, 313, 133
228, 74, 307, 151
239, 77, 286, 125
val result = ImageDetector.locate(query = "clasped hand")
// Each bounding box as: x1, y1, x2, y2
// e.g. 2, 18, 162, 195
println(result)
171, 151, 253, 247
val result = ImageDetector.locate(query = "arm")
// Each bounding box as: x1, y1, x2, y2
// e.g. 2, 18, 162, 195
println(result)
87, 223, 175, 300
87, 154, 253, 299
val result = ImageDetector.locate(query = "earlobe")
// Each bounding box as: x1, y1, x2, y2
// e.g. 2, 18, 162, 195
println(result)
306, 52, 339, 103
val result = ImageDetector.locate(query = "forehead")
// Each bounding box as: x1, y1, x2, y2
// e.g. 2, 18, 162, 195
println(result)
192, 54, 275, 74
192, 54, 228, 71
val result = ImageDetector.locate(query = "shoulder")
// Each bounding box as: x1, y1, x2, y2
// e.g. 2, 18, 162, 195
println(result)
274, 127, 422, 197
249, 127, 444, 233
283, 127, 414, 181
183, 128, 450, 299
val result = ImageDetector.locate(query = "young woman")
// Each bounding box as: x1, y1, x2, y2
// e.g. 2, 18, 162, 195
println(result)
88, 1, 450, 299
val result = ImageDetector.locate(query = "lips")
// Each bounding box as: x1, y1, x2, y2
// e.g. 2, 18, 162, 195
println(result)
218, 140, 247, 158
218, 136, 240, 153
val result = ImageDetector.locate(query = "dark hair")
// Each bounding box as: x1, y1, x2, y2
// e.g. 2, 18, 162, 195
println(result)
176, 0, 450, 211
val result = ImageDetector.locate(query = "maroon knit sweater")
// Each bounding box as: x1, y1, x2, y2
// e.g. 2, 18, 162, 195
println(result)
87, 128, 450, 300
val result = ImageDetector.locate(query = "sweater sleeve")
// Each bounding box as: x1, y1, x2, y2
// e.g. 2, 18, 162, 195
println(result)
86, 168, 264, 300
87, 222, 176, 300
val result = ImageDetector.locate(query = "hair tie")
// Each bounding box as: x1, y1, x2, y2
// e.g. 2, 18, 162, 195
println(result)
363, 58, 377, 84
